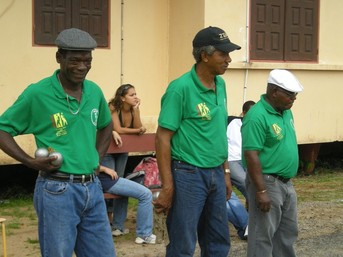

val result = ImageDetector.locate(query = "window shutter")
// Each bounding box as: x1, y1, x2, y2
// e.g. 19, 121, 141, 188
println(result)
250, 0, 285, 60
72, 0, 109, 47
34, 0, 72, 45
34, 0, 108, 47
284, 0, 319, 61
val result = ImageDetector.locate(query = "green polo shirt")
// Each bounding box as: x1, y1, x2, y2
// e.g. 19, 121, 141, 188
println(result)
158, 64, 228, 168
0, 70, 112, 174
241, 94, 299, 178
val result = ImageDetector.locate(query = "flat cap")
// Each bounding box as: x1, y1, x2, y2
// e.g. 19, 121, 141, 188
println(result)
55, 28, 97, 51
268, 69, 304, 93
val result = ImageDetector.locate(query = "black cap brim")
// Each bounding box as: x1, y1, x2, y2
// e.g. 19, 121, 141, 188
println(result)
214, 42, 241, 53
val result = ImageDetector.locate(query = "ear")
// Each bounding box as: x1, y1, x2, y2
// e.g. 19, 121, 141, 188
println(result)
200, 51, 208, 62
272, 87, 279, 98
56, 52, 62, 64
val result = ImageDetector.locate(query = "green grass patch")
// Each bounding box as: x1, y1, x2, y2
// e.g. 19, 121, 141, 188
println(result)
26, 238, 39, 244
294, 170, 343, 202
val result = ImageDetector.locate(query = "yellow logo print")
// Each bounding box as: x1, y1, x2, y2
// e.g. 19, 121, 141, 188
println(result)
272, 123, 283, 140
197, 102, 211, 120
53, 113, 68, 128
52, 113, 68, 136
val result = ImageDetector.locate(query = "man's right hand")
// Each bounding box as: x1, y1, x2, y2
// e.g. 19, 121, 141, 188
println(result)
256, 190, 271, 212
152, 186, 174, 214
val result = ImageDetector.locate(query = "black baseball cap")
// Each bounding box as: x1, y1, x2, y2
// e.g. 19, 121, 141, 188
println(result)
192, 26, 241, 53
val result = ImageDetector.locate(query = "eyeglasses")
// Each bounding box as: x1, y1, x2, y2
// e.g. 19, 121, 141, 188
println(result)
277, 87, 298, 98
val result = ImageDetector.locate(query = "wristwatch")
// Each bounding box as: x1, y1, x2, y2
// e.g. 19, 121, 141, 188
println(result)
224, 168, 231, 174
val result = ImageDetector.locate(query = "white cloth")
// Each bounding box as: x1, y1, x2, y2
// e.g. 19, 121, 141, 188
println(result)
227, 118, 242, 161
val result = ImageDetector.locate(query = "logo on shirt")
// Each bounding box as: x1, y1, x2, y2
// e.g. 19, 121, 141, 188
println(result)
91, 109, 99, 126
197, 102, 211, 120
52, 112, 68, 136
272, 123, 283, 140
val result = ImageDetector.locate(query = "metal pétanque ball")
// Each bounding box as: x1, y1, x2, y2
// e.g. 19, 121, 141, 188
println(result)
34, 148, 49, 158
49, 152, 63, 166
152, 191, 160, 201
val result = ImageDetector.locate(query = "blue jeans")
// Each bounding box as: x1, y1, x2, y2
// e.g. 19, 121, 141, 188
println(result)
33, 176, 116, 257
166, 160, 230, 257
102, 153, 129, 230
226, 191, 248, 239
106, 177, 153, 237
228, 160, 247, 199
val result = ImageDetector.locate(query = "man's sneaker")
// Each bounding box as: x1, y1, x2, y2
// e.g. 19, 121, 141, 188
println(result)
243, 225, 248, 240
135, 234, 156, 244
112, 228, 129, 237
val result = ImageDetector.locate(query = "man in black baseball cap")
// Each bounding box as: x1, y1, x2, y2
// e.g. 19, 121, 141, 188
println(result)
154, 26, 240, 257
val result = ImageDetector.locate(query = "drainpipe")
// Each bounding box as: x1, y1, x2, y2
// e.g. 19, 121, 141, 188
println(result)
242, 0, 250, 104
120, 0, 124, 85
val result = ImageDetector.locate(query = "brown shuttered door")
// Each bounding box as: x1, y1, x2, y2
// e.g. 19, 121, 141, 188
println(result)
284, 0, 319, 61
72, 0, 109, 47
250, 0, 319, 61
250, 0, 285, 60
34, 0, 72, 46
34, 0, 108, 47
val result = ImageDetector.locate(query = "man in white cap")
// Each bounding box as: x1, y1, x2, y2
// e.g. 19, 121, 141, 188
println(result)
241, 69, 303, 257
0, 28, 116, 256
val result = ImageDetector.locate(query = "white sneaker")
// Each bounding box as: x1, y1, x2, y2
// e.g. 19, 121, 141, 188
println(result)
244, 225, 248, 239
135, 234, 156, 244
112, 228, 129, 237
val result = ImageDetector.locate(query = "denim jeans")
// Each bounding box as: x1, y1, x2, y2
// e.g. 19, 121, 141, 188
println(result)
106, 177, 153, 237
228, 160, 247, 199
33, 176, 116, 257
226, 191, 248, 239
246, 174, 298, 257
166, 160, 230, 257
101, 153, 129, 230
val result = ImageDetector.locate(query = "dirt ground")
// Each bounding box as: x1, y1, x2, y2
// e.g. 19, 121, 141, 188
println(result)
2, 199, 342, 257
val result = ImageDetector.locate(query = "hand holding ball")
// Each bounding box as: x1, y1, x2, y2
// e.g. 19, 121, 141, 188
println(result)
34, 148, 63, 166
34, 148, 49, 158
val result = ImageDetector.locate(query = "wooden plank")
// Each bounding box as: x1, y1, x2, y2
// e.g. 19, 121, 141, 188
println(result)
107, 133, 156, 154
103, 193, 122, 199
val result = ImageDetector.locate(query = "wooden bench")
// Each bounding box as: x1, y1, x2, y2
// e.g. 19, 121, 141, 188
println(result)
103, 133, 157, 200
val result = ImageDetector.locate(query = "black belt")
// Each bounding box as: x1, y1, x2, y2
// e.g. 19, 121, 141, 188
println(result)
39, 171, 96, 183
269, 174, 291, 184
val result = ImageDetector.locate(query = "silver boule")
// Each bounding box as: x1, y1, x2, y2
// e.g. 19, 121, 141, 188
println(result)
152, 191, 160, 201
34, 148, 49, 158
49, 152, 63, 166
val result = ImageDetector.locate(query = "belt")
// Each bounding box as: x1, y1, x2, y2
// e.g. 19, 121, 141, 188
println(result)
269, 174, 291, 184
39, 171, 96, 183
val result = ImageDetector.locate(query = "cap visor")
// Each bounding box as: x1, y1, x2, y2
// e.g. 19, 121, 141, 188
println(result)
215, 43, 241, 53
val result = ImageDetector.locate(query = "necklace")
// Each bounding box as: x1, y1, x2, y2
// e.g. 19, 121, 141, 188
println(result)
66, 94, 81, 115
57, 74, 81, 115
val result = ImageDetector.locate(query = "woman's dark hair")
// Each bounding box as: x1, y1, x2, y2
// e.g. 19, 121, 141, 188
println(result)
108, 84, 134, 111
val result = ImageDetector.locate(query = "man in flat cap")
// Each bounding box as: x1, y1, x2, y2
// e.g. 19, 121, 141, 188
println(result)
154, 26, 240, 257
242, 69, 303, 257
0, 28, 116, 256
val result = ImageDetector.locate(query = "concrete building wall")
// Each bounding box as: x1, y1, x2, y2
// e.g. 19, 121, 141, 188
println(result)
0, 0, 342, 164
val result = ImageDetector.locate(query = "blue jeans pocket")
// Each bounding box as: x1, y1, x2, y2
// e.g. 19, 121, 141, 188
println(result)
44, 180, 68, 195
173, 160, 197, 173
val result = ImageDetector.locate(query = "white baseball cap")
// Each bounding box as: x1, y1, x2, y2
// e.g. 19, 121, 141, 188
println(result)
267, 69, 304, 93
